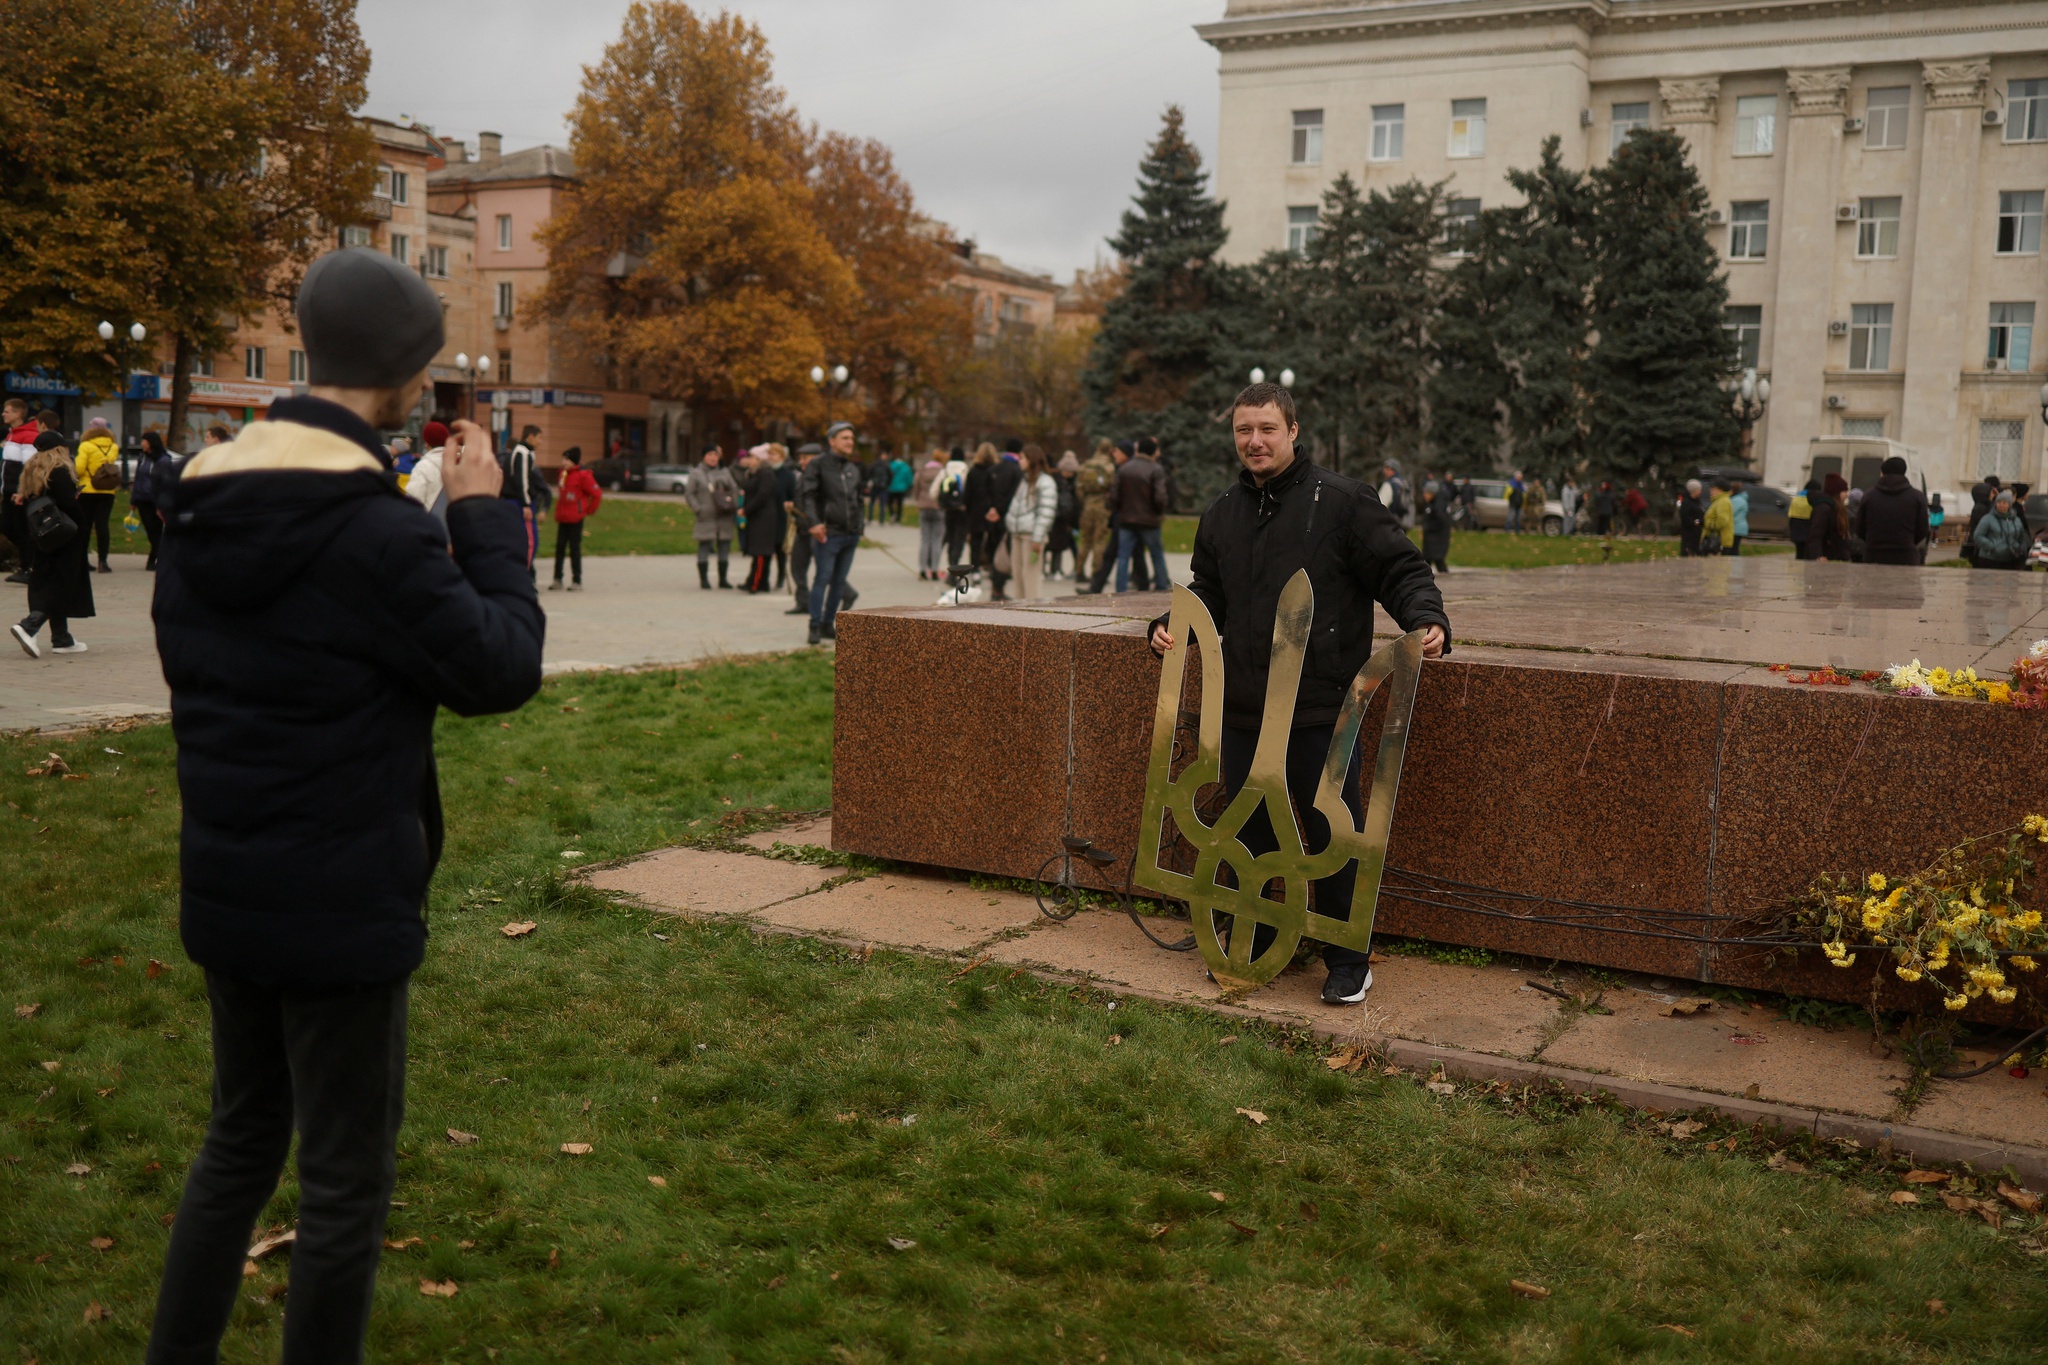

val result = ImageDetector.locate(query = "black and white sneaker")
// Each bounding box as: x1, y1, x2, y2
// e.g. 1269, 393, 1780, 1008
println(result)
11, 622, 39, 658
52, 639, 87, 654
1320, 963, 1373, 1005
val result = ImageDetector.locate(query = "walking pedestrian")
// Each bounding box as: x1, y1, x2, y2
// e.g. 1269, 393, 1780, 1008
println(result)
1677, 480, 1705, 556
74, 416, 121, 572
9, 433, 94, 656
937, 445, 971, 571
1419, 479, 1452, 573
1701, 480, 1733, 554
741, 443, 785, 593
1458, 475, 1478, 530
1854, 456, 1927, 566
143, 247, 543, 1365
405, 421, 450, 526
1148, 382, 1449, 1006
131, 431, 172, 569
1504, 472, 1524, 533
502, 424, 543, 580
682, 447, 739, 589
773, 443, 798, 591
888, 450, 913, 523
1728, 481, 1750, 555
1, 397, 37, 583
1112, 436, 1171, 593
797, 420, 866, 644
1972, 488, 2029, 569
785, 443, 821, 615
1073, 439, 1116, 588
1559, 475, 1580, 535
1004, 444, 1059, 600
1927, 493, 1946, 562
912, 448, 946, 580
865, 452, 890, 524
1809, 476, 1849, 562
1523, 474, 1547, 535
1590, 480, 1617, 537
548, 446, 602, 591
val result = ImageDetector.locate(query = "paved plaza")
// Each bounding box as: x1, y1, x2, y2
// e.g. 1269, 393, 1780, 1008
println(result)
0, 509, 1193, 733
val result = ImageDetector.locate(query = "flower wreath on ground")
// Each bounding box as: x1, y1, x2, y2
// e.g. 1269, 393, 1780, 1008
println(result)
1787, 818, 2048, 1017
1771, 639, 2048, 708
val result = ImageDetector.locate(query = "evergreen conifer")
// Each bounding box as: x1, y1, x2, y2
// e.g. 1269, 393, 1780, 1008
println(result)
1500, 138, 1595, 484
1428, 205, 1515, 473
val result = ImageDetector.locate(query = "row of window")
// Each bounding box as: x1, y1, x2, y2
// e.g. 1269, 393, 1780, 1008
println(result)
1722, 191, 2042, 261
220, 345, 522, 384
1723, 302, 2035, 371
1286, 78, 2048, 165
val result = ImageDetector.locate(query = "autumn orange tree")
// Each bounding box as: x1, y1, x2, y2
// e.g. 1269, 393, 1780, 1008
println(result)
0, 0, 375, 434
536, 3, 855, 424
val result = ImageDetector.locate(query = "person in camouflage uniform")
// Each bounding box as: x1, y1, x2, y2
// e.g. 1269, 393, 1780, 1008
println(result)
1074, 438, 1118, 584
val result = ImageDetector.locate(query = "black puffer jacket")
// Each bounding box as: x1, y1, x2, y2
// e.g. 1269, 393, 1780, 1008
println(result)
154, 397, 545, 989
1855, 473, 1929, 565
1176, 454, 1450, 731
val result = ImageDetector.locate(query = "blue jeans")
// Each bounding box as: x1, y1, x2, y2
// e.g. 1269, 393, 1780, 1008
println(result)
1116, 525, 1169, 593
809, 531, 858, 632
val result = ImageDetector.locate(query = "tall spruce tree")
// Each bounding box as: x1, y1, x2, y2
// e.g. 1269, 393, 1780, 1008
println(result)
1501, 138, 1595, 483
1082, 106, 1245, 507
1428, 204, 1515, 473
1585, 129, 1738, 482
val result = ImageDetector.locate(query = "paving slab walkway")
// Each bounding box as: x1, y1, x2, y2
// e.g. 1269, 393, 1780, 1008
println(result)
588, 830, 2048, 1185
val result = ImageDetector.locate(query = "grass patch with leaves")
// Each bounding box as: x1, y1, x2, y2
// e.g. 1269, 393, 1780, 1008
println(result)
5, 658, 2047, 1362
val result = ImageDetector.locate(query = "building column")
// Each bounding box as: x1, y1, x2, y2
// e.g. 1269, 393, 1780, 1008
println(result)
1658, 77, 1721, 196
1761, 68, 1851, 485
1899, 59, 1991, 491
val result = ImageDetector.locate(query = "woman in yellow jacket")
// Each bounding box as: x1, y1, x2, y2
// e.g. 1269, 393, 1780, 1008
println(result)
73, 417, 121, 573
1700, 480, 1735, 556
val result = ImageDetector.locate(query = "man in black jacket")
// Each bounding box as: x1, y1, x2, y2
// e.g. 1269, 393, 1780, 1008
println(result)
797, 420, 866, 645
1855, 456, 1930, 566
145, 248, 544, 1365
1112, 435, 1172, 593
1150, 383, 1448, 1005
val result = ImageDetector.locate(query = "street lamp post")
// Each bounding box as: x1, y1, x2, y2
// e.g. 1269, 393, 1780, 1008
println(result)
1248, 366, 1297, 388
1731, 367, 1770, 468
96, 320, 147, 446
453, 351, 493, 431
810, 363, 849, 425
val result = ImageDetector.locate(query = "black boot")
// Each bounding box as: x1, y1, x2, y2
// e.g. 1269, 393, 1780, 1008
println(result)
699, 561, 711, 590
717, 560, 733, 589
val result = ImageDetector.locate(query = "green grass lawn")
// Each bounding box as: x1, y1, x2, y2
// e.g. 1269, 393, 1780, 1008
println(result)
6, 660, 2047, 1362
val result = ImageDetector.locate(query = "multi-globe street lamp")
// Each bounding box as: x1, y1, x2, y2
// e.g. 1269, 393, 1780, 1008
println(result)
811, 363, 849, 424
95, 320, 148, 450
1248, 365, 1296, 388
1731, 367, 1770, 467
452, 351, 493, 432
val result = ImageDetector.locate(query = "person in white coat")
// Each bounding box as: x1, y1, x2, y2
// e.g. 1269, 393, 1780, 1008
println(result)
1003, 444, 1060, 601
404, 419, 450, 526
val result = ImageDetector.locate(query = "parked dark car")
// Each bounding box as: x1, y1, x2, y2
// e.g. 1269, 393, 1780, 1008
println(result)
1690, 465, 1790, 539
587, 454, 646, 492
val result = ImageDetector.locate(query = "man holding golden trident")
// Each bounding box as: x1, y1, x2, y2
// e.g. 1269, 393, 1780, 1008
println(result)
1150, 382, 1449, 1004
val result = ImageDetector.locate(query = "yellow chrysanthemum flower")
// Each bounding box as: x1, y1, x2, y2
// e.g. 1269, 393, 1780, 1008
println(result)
1930, 667, 1951, 687
1822, 940, 1848, 960
1944, 994, 1971, 1011
2011, 911, 2042, 932
1971, 885, 1987, 907
1886, 886, 1906, 907
1969, 966, 2006, 989
2011, 956, 2038, 972
1895, 965, 1923, 982
1868, 872, 1888, 892
1992, 987, 2018, 1005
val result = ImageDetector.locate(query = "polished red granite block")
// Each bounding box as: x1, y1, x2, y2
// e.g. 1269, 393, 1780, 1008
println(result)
831, 581, 2048, 1005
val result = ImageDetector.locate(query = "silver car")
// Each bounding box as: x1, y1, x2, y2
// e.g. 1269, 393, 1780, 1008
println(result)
1448, 479, 1569, 535
643, 463, 692, 494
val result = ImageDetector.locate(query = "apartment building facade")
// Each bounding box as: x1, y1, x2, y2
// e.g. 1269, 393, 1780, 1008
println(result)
1198, 0, 2048, 501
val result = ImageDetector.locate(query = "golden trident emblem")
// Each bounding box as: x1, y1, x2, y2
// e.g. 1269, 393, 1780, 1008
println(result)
1133, 570, 1426, 988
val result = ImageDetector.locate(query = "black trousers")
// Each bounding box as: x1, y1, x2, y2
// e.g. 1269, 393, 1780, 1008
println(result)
148, 971, 408, 1365
943, 508, 970, 567
2, 463, 32, 574
1218, 723, 1370, 971
135, 498, 163, 567
79, 491, 115, 563
789, 530, 813, 603
552, 520, 583, 583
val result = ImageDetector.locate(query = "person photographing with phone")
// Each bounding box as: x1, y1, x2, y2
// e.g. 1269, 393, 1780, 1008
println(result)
1149, 383, 1448, 1006
145, 247, 544, 1364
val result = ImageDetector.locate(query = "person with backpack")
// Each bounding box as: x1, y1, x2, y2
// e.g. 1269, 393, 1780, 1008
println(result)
911, 448, 946, 580
1503, 472, 1523, 533
936, 444, 970, 571
502, 424, 543, 580
74, 416, 122, 573
549, 446, 602, 591
1073, 439, 1116, 586
8, 432, 93, 656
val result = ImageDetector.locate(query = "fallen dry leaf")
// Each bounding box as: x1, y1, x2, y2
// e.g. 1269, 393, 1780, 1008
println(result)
648, 1175, 668, 1188
15, 1003, 40, 1019
247, 1229, 296, 1260
385, 1236, 423, 1251
1105, 1034, 1123, 1047
560, 1142, 593, 1156
948, 953, 992, 979
64, 1162, 91, 1176
40, 1060, 59, 1072
1235, 1107, 1268, 1126
1889, 1190, 1920, 1205
1425, 1080, 1457, 1097
1666, 998, 1715, 1017
1927, 1298, 1948, 1315
1510, 1279, 1550, 1300
886, 1236, 916, 1252
1226, 1220, 1258, 1238
1148, 1222, 1176, 1239
1208, 1191, 1228, 1203
581, 1098, 592, 1114
242, 1260, 259, 1278
146, 959, 166, 979
89, 1235, 113, 1250
1324, 1045, 1369, 1073
1300, 1200, 1319, 1222
1665, 1120, 1704, 1140
459, 1240, 475, 1250
1656, 1324, 1696, 1338
1217, 1035, 1237, 1046
548, 1246, 560, 1269
1766, 1151, 1808, 1174
765, 1273, 786, 1290
1903, 1169, 1950, 1185
1998, 1181, 2043, 1215
82, 1301, 108, 1323
419, 1278, 459, 1298
500, 921, 537, 938
446, 1129, 479, 1147
834, 1112, 857, 1123
1743, 1082, 1761, 1100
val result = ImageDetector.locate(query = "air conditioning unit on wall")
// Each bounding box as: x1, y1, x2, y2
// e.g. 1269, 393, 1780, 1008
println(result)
1828, 320, 1850, 336
1826, 395, 1847, 409
1579, 108, 1594, 128
1987, 357, 2007, 371
1707, 208, 1727, 225
1843, 116, 1865, 133
1984, 107, 2006, 127
1835, 203, 1859, 222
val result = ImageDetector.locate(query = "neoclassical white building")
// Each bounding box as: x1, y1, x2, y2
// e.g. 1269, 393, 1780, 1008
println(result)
1198, 0, 2048, 498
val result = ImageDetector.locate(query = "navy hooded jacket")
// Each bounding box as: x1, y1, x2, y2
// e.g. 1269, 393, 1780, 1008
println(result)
153, 397, 545, 988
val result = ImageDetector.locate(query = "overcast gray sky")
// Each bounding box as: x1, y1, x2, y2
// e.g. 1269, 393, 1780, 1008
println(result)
355, 0, 1221, 283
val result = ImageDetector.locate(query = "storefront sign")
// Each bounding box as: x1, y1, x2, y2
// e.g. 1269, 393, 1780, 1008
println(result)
554, 389, 605, 408
4, 370, 81, 396
478, 388, 544, 406
124, 373, 161, 401
179, 377, 295, 407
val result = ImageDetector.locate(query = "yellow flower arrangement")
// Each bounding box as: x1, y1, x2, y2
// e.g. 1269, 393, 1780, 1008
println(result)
1789, 817, 2048, 1017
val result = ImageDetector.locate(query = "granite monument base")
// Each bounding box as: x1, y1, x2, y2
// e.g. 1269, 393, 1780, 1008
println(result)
831, 559, 2048, 1006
